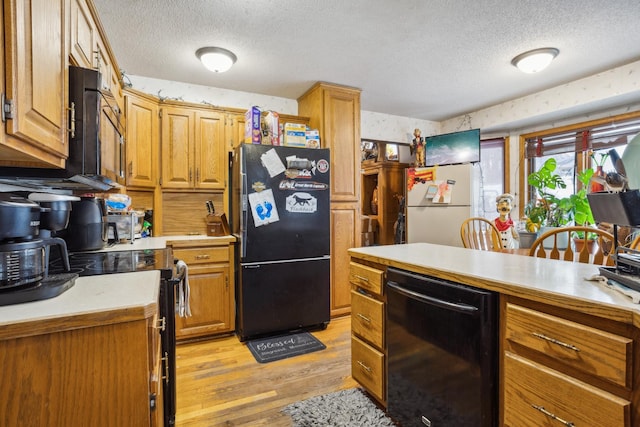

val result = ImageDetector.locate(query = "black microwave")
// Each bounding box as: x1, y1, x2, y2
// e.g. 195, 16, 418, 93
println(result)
0, 66, 124, 191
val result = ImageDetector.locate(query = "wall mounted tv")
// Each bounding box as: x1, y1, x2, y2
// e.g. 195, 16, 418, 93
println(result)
424, 128, 481, 167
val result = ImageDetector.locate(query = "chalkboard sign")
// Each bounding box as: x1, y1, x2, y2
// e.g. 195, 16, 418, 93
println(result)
424, 128, 480, 167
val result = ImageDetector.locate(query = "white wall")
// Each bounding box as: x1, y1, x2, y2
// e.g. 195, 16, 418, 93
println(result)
127, 75, 298, 115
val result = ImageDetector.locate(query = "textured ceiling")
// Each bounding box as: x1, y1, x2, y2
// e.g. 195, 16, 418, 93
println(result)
92, 0, 640, 122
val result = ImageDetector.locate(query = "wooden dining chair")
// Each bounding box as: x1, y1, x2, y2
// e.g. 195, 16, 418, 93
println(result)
528, 226, 616, 265
460, 217, 502, 251
630, 234, 640, 250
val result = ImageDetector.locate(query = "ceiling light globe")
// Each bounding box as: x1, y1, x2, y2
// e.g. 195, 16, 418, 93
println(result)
196, 47, 237, 73
512, 48, 559, 74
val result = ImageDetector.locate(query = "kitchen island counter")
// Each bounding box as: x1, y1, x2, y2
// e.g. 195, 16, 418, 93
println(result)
349, 242, 640, 426
349, 242, 640, 324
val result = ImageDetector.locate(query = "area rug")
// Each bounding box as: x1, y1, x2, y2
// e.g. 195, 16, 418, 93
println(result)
282, 388, 396, 427
246, 331, 326, 363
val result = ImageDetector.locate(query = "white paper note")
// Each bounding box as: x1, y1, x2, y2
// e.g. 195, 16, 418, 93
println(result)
260, 148, 286, 178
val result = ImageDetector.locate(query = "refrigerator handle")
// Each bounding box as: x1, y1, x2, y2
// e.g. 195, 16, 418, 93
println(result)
241, 171, 248, 259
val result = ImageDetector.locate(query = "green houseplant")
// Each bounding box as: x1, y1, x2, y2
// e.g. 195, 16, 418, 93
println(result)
525, 159, 597, 249
525, 158, 571, 229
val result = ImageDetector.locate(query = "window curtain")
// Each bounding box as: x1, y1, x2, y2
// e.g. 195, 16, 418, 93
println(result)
525, 118, 640, 158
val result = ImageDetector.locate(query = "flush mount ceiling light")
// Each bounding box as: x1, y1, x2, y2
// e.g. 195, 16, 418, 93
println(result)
511, 47, 559, 73
196, 47, 237, 73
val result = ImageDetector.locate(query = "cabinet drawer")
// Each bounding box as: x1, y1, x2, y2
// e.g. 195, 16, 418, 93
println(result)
351, 335, 385, 403
351, 290, 384, 348
505, 303, 632, 388
504, 352, 629, 427
349, 262, 384, 295
173, 246, 228, 265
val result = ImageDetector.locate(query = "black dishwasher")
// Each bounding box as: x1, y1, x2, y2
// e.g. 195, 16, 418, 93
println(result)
385, 267, 498, 427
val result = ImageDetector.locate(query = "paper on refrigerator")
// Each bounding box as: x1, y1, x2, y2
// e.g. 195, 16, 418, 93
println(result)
248, 188, 280, 226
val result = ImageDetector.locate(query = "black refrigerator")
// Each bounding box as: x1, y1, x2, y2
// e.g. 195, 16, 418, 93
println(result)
230, 143, 331, 341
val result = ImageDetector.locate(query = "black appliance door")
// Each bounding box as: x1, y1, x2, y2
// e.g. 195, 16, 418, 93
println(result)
236, 144, 330, 263
237, 256, 330, 341
385, 267, 497, 427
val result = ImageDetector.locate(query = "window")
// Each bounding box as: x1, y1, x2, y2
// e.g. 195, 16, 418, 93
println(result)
477, 137, 506, 219
520, 112, 640, 216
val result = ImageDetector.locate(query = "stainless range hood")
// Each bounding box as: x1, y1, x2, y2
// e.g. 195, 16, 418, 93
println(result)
0, 66, 124, 192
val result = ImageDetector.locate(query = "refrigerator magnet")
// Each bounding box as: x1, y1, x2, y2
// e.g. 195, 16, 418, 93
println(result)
248, 189, 280, 226
432, 180, 453, 204
425, 184, 438, 199
286, 192, 317, 213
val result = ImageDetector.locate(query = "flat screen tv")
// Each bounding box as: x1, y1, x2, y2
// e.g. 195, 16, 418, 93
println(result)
424, 128, 480, 167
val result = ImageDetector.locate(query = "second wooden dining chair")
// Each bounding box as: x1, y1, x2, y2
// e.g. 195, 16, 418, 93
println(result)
528, 226, 616, 265
460, 217, 502, 251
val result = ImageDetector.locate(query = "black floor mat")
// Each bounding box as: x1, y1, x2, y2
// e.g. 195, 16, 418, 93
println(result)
246, 331, 326, 363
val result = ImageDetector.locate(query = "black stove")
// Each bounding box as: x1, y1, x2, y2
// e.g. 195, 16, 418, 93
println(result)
48, 248, 175, 279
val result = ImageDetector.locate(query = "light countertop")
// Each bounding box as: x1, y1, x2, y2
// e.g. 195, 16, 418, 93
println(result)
349, 243, 640, 325
101, 234, 235, 251
0, 234, 235, 339
0, 271, 160, 339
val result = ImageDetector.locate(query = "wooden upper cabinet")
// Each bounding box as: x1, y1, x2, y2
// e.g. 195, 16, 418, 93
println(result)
69, 0, 124, 112
1, 0, 69, 167
195, 110, 226, 189
161, 106, 195, 189
69, 0, 95, 69
161, 104, 226, 190
298, 82, 361, 202
125, 90, 159, 188
225, 111, 245, 152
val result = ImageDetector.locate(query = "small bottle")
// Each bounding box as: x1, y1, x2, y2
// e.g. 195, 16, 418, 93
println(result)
371, 185, 379, 215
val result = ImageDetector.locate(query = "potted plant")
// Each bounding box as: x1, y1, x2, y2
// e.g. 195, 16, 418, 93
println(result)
525, 157, 571, 223
569, 167, 600, 252
525, 158, 576, 249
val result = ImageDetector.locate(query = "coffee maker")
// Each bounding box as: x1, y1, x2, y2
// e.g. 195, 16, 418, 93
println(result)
0, 193, 78, 306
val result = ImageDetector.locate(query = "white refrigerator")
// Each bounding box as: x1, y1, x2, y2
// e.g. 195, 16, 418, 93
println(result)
406, 163, 481, 247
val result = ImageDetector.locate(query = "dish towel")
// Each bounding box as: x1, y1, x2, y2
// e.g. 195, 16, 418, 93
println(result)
176, 260, 192, 317
585, 274, 640, 304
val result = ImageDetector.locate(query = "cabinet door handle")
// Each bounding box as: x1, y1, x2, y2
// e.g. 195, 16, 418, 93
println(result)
357, 313, 371, 323
189, 167, 193, 182
531, 404, 575, 426
354, 274, 369, 283
161, 351, 169, 383
195, 254, 211, 260
532, 332, 581, 352
67, 102, 76, 138
196, 168, 200, 183
155, 317, 166, 331
357, 360, 372, 373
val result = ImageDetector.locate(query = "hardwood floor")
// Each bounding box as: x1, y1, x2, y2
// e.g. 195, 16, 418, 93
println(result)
175, 316, 358, 426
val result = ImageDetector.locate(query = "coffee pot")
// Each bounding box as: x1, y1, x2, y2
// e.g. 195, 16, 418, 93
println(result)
28, 193, 80, 274
0, 193, 79, 305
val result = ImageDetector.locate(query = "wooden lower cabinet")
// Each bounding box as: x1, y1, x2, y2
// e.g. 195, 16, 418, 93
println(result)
349, 259, 386, 406
0, 303, 161, 426
504, 352, 629, 426
169, 238, 235, 340
502, 296, 634, 427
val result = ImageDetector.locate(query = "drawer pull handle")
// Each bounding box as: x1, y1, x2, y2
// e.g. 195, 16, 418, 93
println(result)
531, 404, 575, 426
532, 332, 581, 352
357, 360, 372, 373
357, 313, 371, 323
354, 274, 369, 283
195, 254, 211, 260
